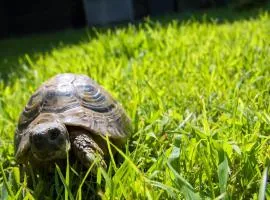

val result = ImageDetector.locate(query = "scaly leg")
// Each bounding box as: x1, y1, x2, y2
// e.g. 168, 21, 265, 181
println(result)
70, 131, 107, 173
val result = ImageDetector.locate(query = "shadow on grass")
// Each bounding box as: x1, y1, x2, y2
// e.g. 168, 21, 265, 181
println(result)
0, 29, 93, 82
0, 2, 269, 82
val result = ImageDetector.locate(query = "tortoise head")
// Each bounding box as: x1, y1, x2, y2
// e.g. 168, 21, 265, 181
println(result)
16, 113, 71, 163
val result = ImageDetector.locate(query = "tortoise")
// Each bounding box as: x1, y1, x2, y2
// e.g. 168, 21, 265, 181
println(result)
14, 73, 131, 172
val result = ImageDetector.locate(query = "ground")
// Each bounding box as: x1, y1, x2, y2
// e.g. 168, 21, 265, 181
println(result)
0, 5, 270, 200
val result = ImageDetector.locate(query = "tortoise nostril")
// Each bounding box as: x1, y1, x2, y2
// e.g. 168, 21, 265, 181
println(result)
48, 128, 60, 140
31, 133, 45, 148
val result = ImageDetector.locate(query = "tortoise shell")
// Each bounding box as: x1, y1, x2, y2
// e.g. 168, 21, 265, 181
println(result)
14, 73, 131, 162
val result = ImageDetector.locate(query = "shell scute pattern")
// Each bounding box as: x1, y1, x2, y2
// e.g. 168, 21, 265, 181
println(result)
42, 84, 79, 113
18, 88, 44, 129
16, 73, 131, 149
74, 77, 116, 114
14, 73, 132, 170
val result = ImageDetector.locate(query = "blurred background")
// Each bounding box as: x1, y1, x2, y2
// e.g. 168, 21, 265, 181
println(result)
0, 0, 269, 39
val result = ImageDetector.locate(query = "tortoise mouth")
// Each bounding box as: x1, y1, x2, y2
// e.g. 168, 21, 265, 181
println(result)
32, 149, 68, 161
31, 141, 71, 161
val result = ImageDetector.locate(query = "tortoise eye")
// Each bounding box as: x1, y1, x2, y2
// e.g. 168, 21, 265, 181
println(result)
48, 128, 61, 140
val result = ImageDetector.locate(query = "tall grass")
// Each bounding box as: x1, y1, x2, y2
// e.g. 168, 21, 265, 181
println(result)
0, 10, 269, 199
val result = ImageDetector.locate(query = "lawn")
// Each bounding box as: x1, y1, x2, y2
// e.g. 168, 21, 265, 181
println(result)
0, 7, 270, 200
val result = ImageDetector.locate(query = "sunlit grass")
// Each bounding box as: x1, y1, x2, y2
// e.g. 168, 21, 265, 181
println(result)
0, 10, 270, 199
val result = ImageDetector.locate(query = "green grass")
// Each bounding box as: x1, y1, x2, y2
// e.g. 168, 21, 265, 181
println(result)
0, 9, 270, 200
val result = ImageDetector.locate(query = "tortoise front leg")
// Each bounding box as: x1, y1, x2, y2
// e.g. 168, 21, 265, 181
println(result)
70, 131, 107, 173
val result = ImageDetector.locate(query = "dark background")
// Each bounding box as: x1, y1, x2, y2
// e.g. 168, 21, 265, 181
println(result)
0, 0, 268, 39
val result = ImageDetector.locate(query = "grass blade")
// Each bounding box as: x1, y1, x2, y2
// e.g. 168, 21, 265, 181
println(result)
65, 152, 70, 200
167, 162, 201, 200
258, 160, 269, 200
218, 150, 229, 197
55, 164, 74, 200
76, 160, 96, 200
0, 163, 14, 198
